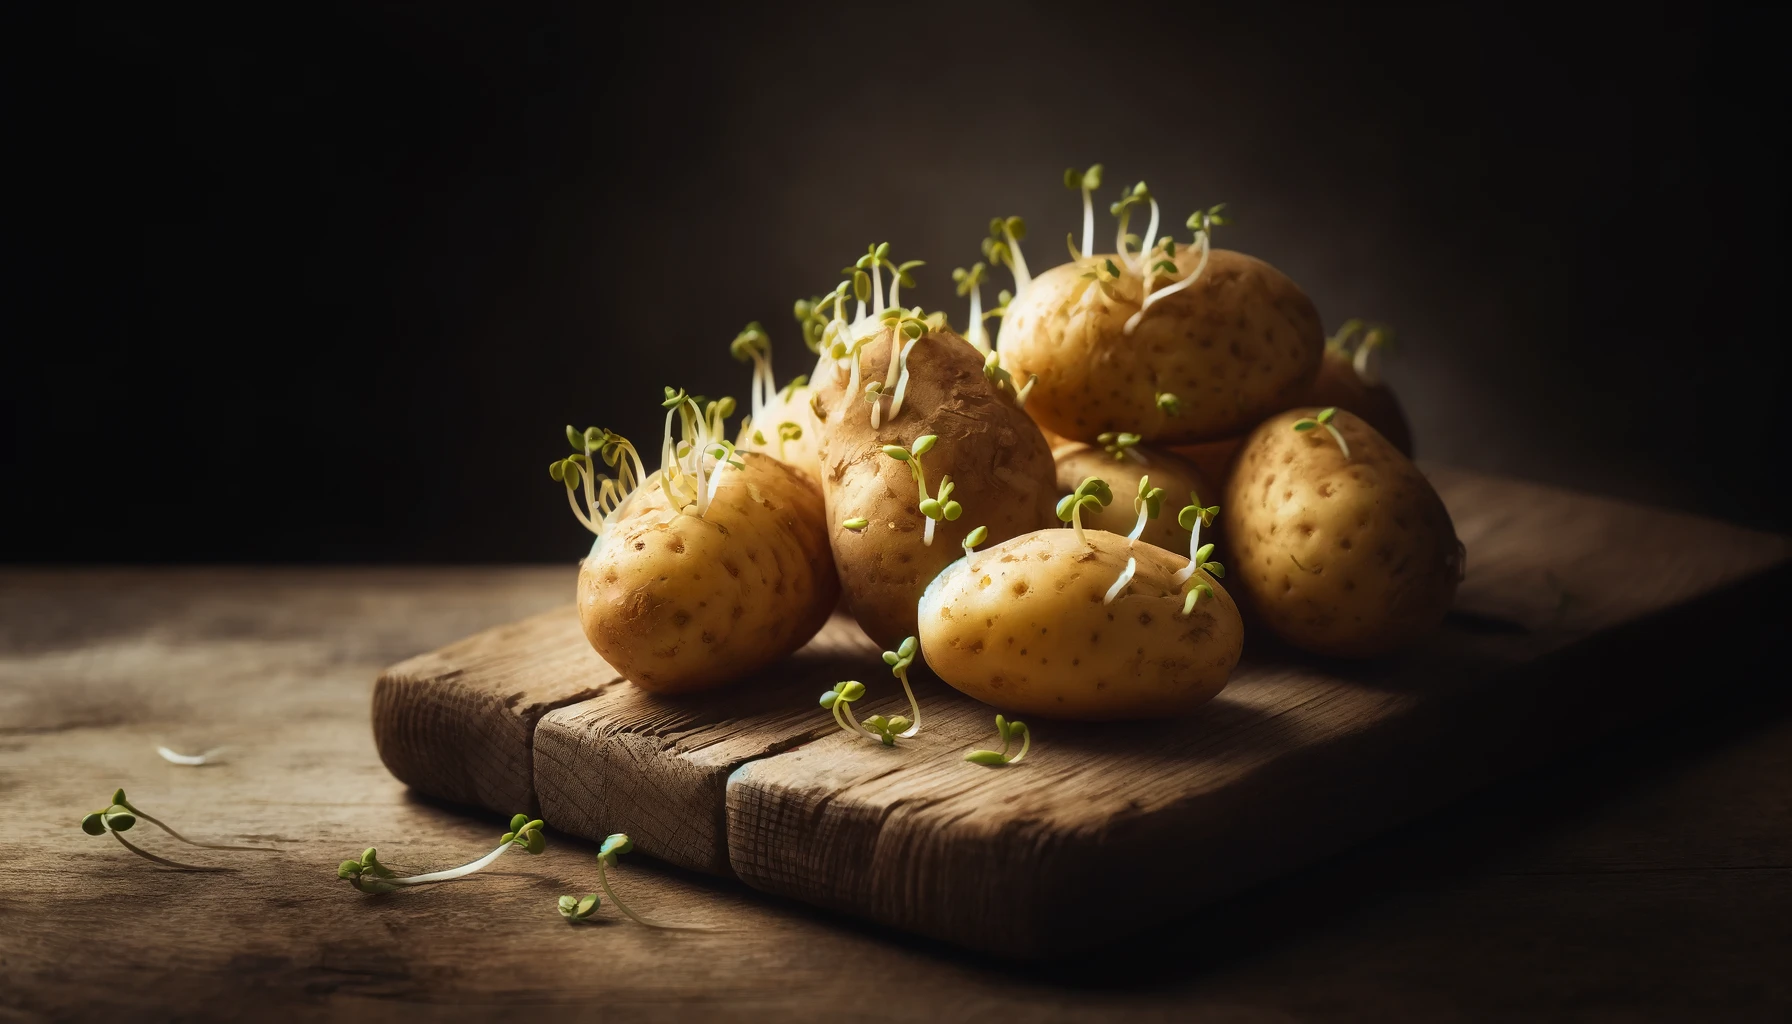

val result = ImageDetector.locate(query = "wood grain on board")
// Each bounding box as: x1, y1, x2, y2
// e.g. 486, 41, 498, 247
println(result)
372, 606, 620, 814
532, 615, 880, 874
724, 468, 1791, 955
366, 469, 1790, 956
5, 567, 1791, 1020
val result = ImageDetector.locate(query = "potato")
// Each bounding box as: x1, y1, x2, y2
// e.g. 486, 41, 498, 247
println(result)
918, 528, 1243, 720
1305, 347, 1413, 456
812, 325, 1058, 649
1000, 249, 1324, 444
736, 380, 824, 483
1053, 443, 1215, 553
578, 451, 837, 693
1223, 408, 1463, 657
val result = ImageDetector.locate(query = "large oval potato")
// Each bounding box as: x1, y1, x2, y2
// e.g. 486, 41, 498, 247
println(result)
736, 381, 824, 483
918, 528, 1243, 720
813, 326, 1057, 649
1001, 249, 1324, 445
1053, 443, 1215, 553
578, 452, 837, 693
1223, 408, 1463, 657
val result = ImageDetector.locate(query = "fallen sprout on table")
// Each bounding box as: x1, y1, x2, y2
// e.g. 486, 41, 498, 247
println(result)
338, 813, 544, 893
156, 745, 227, 766
560, 833, 706, 930
965, 715, 1031, 767
81, 787, 271, 870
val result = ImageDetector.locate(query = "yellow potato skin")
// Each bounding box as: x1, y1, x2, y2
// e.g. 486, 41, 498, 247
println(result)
1001, 250, 1324, 445
577, 452, 837, 693
1053, 444, 1216, 554
1306, 348, 1413, 457
1223, 409, 1463, 658
918, 529, 1243, 720
736, 383, 824, 484
812, 326, 1057, 650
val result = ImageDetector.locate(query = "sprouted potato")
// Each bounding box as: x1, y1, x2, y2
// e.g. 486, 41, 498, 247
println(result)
728, 320, 824, 481
1223, 407, 1463, 657
1053, 439, 1214, 554
1305, 320, 1413, 456
550, 390, 837, 693
917, 480, 1242, 720
963, 173, 1323, 447
803, 264, 1057, 648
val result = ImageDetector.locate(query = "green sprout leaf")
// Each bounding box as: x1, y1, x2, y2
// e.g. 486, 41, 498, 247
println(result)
841, 516, 869, 531
911, 434, 938, 457
1156, 392, 1182, 416
962, 524, 988, 553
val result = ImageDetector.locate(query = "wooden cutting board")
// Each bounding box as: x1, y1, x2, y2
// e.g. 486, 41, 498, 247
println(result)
371, 468, 1790, 957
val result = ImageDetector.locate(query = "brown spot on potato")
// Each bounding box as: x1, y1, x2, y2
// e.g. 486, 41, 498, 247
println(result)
1011, 579, 1029, 597
1138, 611, 1153, 626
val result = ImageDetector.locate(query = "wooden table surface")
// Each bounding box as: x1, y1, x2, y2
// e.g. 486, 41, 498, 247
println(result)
3, 567, 1788, 1022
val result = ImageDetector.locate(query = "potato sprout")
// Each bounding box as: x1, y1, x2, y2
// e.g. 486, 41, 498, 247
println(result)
1293, 406, 1351, 459
81, 787, 271, 871
549, 426, 649, 541
882, 434, 962, 545
880, 636, 922, 739
1123, 204, 1227, 336
558, 833, 697, 929
337, 814, 545, 893
1055, 476, 1114, 546
1327, 318, 1396, 385
951, 262, 993, 354
1062, 164, 1104, 260
1098, 430, 1147, 464
981, 349, 1037, 407
1127, 476, 1166, 543
960, 524, 988, 557
964, 715, 1031, 766
1171, 494, 1221, 587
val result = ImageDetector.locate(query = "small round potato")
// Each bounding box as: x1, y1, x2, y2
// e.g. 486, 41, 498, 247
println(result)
1000, 249, 1324, 445
813, 326, 1058, 649
918, 528, 1243, 720
1169, 435, 1246, 496
1305, 347, 1413, 456
736, 381, 824, 483
578, 452, 837, 693
1223, 408, 1463, 657
1053, 443, 1216, 554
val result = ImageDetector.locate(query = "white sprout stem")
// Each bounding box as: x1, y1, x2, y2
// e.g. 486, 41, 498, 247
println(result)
871, 261, 885, 315
1173, 518, 1205, 586
895, 669, 921, 738
836, 697, 875, 740
1324, 423, 1352, 460
888, 269, 902, 309
386, 841, 511, 885
967, 283, 988, 353
1127, 503, 1149, 542
1114, 209, 1132, 270
156, 746, 225, 766
1353, 342, 1380, 385
704, 454, 734, 506
846, 348, 863, 400
1139, 198, 1161, 268
110, 830, 229, 872
1080, 186, 1095, 259
687, 400, 711, 518
889, 337, 918, 418
882, 327, 902, 394
566, 483, 601, 536
870, 393, 882, 429
1004, 226, 1031, 295
923, 516, 936, 546
129, 809, 270, 851
1103, 557, 1137, 605
1125, 234, 1212, 336
751, 352, 773, 422
1072, 504, 1087, 546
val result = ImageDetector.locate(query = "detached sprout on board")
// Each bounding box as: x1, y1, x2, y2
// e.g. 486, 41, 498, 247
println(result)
1293, 407, 1351, 459
965, 715, 1031, 767
879, 636, 923, 741
338, 814, 544, 893
559, 833, 696, 929
80, 788, 271, 871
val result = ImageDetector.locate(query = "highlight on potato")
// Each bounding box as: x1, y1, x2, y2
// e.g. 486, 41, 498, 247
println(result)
543, 159, 1461, 739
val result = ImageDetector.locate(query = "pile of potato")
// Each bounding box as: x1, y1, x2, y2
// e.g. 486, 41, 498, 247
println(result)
553, 175, 1464, 722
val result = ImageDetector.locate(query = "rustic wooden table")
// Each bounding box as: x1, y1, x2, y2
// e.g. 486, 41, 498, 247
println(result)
3, 567, 1788, 1022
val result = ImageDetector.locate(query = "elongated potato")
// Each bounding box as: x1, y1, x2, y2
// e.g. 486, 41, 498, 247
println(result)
1053, 443, 1215, 553
1305, 347, 1413, 456
918, 529, 1243, 720
813, 326, 1057, 649
1224, 408, 1462, 657
736, 381, 824, 483
1001, 249, 1324, 444
578, 452, 837, 693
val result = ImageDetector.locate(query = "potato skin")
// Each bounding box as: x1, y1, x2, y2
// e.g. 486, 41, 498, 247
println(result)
1223, 409, 1463, 658
1169, 435, 1246, 495
577, 452, 837, 693
918, 529, 1243, 720
736, 382, 824, 484
1001, 250, 1324, 445
1053, 444, 1215, 554
1306, 348, 1413, 456
813, 327, 1057, 649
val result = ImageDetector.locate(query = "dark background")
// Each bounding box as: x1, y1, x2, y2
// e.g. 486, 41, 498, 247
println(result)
4, 2, 1786, 563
